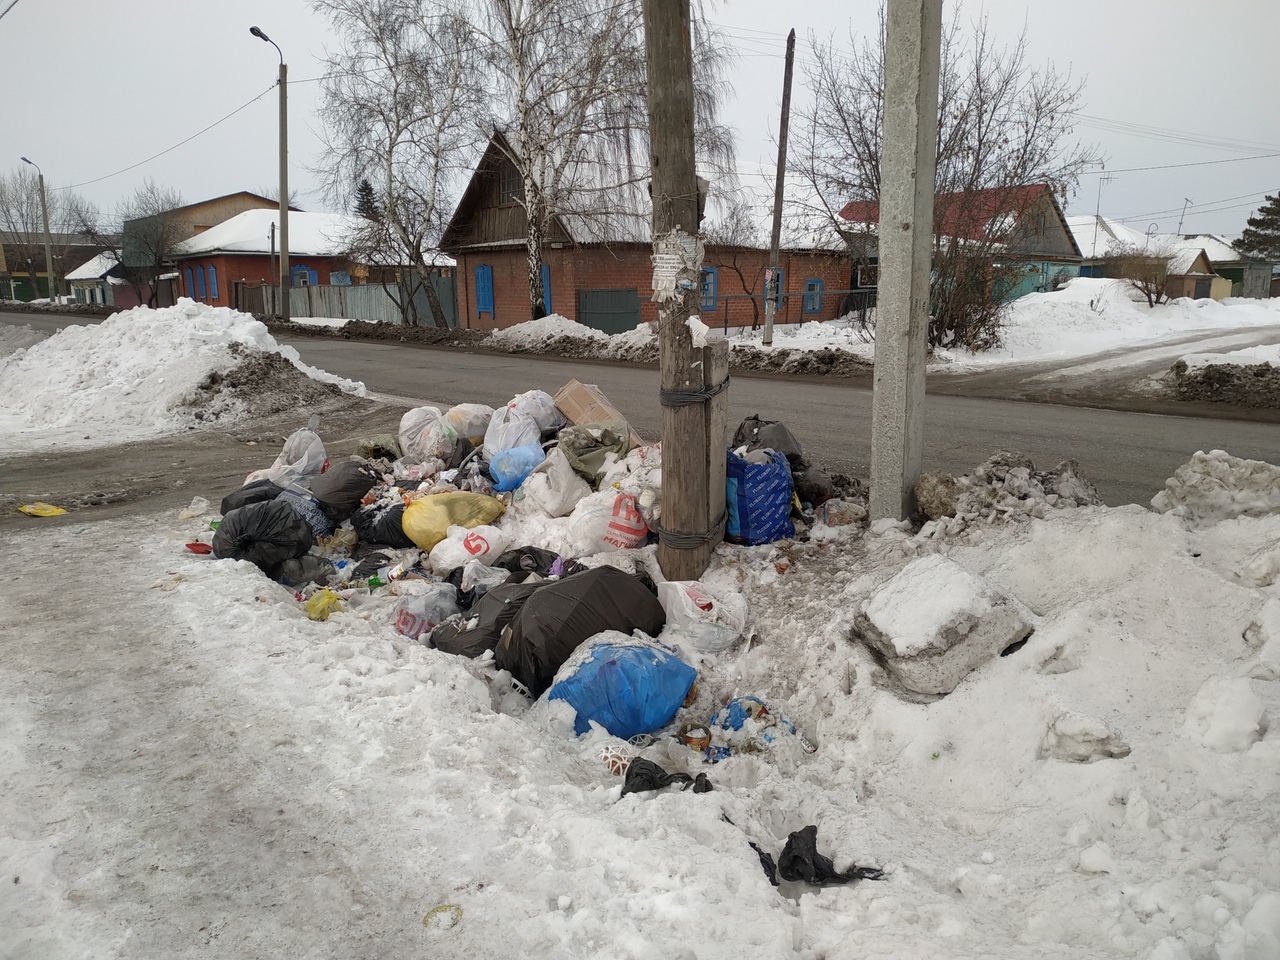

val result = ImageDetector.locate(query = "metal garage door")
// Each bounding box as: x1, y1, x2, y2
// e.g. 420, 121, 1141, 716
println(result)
577, 288, 641, 334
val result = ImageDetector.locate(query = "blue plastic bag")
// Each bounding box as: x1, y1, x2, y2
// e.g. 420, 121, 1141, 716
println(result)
549, 639, 696, 740
725, 448, 794, 545
490, 443, 546, 492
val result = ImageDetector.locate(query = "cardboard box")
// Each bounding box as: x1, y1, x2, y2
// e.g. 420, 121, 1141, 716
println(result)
554, 379, 644, 449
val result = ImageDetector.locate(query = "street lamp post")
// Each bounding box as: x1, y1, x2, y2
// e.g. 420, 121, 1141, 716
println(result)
19, 156, 57, 302
250, 26, 289, 323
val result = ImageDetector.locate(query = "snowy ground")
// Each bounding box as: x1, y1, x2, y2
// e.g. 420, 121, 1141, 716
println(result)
1179, 343, 1280, 370
4, 304, 1280, 959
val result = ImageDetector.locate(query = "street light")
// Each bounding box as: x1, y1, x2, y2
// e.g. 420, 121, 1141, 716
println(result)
19, 156, 57, 302
250, 25, 289, 323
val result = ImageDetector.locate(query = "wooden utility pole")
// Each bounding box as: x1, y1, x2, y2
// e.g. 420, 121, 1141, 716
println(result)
643, 0, 728, 580
761, 28, 796, 347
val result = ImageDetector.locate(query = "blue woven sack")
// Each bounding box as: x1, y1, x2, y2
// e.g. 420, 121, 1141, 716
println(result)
725, 448, 794, 545
549, 638, 696, 741
275, 488, 336, 540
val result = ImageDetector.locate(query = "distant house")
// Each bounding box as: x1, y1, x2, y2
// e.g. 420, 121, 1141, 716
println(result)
1153, 234, 1272, 298
439, 131, 853, 332
838, 184, 1082, 302
0, 230, 115, 302
121, 191, 294, 267
65, 252, 125, 307
1165, 248, 1231, 301
169, 209, 376, 309
1064, 215, 1154, 276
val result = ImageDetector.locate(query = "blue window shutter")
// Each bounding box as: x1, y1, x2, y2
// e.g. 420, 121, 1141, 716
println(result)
774, 268, 783, 307
804, 278, 823, 313
700, 267, 718, 311
476, 265, 494, 315
541, 263, 552, 314
310, 268, 319, 286
208, 265, 219, 300
184, 266, 194, 298
196, 265, 207, 299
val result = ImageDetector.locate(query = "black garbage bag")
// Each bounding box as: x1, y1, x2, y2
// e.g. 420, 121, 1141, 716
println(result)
220, 479, 284, 516
732, 415, 803, 461
791, 455, 836, 507
351, 501, 415, 548
432, 577, 549, 659
309, 459, 380, 522
621, 758, 713, 796
448, 436, 477, 471
491, 546, 561, 576
776, 825, 886, 885
496, 566, 666, 697
212, 500, 313, 576
277, 554, 335, 588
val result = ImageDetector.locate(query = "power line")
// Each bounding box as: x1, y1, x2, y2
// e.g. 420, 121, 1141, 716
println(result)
1081, 152, 1280, 176
0, 0, 20, 23
53, 84, 277, 191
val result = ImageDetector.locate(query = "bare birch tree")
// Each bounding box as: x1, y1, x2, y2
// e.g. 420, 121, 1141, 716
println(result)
115, 180, 187, 307
704, 196, 765, 330
794, 10, 1101, 349
313, 0, 483, 327
468, 0, 737, 320
0, 167, 96, 300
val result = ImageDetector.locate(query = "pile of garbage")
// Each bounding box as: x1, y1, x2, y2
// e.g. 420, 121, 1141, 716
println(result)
183, 380, 863, 784
914, 451, 1104, 535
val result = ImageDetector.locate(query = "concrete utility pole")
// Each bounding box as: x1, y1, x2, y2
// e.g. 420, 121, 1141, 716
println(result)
868, 0, 942, 521
761, 28, 796, 347
20, 157, 57, 302
643, 0, 729, 580
251, 26, 290, 322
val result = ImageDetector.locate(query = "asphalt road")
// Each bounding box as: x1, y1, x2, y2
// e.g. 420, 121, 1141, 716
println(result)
3, 309, 1277, 506
277, 337, 1275, 505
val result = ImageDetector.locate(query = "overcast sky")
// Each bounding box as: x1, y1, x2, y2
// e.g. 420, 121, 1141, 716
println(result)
3, 0, 1278, 239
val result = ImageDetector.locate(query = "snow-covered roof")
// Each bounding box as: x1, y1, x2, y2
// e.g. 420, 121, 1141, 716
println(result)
171, 210, 362, 258
1065, 215, 1150, 260
65, 251, 121, 281
1167, 247, 1210, 276
1155, 233, 1246, 267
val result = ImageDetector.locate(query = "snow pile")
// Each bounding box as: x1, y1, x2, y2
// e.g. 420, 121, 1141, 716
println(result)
599, 321, 659, 362
0, 300, 365, 453
937, 277, 1280, 367
1151, 449, 1280, 524
914, 451, 1103, 534
1178, 343, 1280, 370
488, 314, 608, 352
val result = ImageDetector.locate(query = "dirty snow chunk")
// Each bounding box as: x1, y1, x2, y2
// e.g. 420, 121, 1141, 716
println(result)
854, 554, 1032, 695
1039, 711, 1131, 763
1151, 450, 1280, 525
686, 315, 709, 348
488, 314, 608, 351
1183, 676, 1266, 752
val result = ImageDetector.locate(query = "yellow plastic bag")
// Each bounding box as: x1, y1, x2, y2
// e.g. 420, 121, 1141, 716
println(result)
401, 492, 506, 551
305, 588, 345, 621
18, 502, 67, 517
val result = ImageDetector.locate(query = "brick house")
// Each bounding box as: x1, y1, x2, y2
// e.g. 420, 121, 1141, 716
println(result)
170, 209, 364, 308
440, 133, 853, 332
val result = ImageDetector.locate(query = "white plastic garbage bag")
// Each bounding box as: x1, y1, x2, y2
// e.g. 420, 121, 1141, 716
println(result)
444, 403, 495, 444
522, 447, 591, 517
569, 491, 649, 555
429, 523, 510, 575
249, 427, 327, 486
506, 389, 565, 433
461, 559, 512, 596
399, 406, 444, 461
658, 580, 748, 653
393, 583, 462, 641
483, 407, 541, 460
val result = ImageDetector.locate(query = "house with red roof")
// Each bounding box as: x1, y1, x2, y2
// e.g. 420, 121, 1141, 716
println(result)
838, 183, 1082, 301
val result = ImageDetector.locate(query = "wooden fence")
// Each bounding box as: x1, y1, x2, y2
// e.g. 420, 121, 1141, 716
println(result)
233, 272, 456, 327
